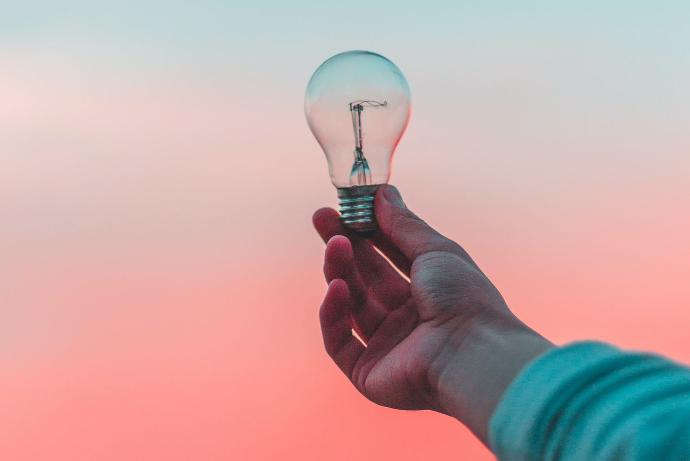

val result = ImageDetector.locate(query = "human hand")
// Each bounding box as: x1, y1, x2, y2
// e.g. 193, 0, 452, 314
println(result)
314, 185, 552, 443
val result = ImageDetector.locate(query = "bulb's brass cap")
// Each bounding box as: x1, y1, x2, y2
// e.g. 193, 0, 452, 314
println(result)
337, 185, 380, 233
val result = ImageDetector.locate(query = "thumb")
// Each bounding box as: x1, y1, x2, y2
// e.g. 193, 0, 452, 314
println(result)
375, 185, 477, 266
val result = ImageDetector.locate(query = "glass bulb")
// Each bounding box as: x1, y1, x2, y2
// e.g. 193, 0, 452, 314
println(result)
305, 50, 411, 232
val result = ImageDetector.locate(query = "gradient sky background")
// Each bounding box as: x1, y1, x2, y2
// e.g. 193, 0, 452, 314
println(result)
2, 1, 690, 459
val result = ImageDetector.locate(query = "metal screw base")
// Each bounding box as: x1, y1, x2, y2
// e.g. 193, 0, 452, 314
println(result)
337, 185, 380, 233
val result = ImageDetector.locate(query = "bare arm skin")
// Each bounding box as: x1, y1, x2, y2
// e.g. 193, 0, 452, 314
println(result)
313, 185, 553, 445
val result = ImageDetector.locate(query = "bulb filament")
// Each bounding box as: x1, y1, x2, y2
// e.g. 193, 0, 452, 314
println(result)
349, 100, 387, 186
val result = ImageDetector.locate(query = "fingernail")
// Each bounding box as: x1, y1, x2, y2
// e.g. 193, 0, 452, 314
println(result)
326, 235, 349, 247
383, 185, 405, 208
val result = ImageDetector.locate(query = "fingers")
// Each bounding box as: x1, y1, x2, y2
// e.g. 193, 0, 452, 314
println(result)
368, 233, 412, 277
312, 207, 346, 244
313, 206, 412, 277
351, 304, 419, 402
319, 279, 366, 378
375, 185, 480, 269
323, 235, 389, 340
313, 208, 410, 306
323, 235, 367, 305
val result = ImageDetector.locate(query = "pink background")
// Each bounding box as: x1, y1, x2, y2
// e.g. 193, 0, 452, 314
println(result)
2, 2, 690, 459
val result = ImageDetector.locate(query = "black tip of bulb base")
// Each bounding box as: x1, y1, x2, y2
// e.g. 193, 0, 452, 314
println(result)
337, 185, 380, 233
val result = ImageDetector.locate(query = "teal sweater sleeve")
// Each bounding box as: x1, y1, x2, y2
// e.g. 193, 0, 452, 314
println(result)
488, 341, 690, 461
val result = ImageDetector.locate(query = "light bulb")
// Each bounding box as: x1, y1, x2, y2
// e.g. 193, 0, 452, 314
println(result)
305, 50, 411, 232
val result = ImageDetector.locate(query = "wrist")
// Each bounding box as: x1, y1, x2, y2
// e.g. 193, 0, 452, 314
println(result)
429, 311, 553, 445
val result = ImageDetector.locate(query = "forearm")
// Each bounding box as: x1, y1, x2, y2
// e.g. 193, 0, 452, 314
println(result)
430, 312, 553, 445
